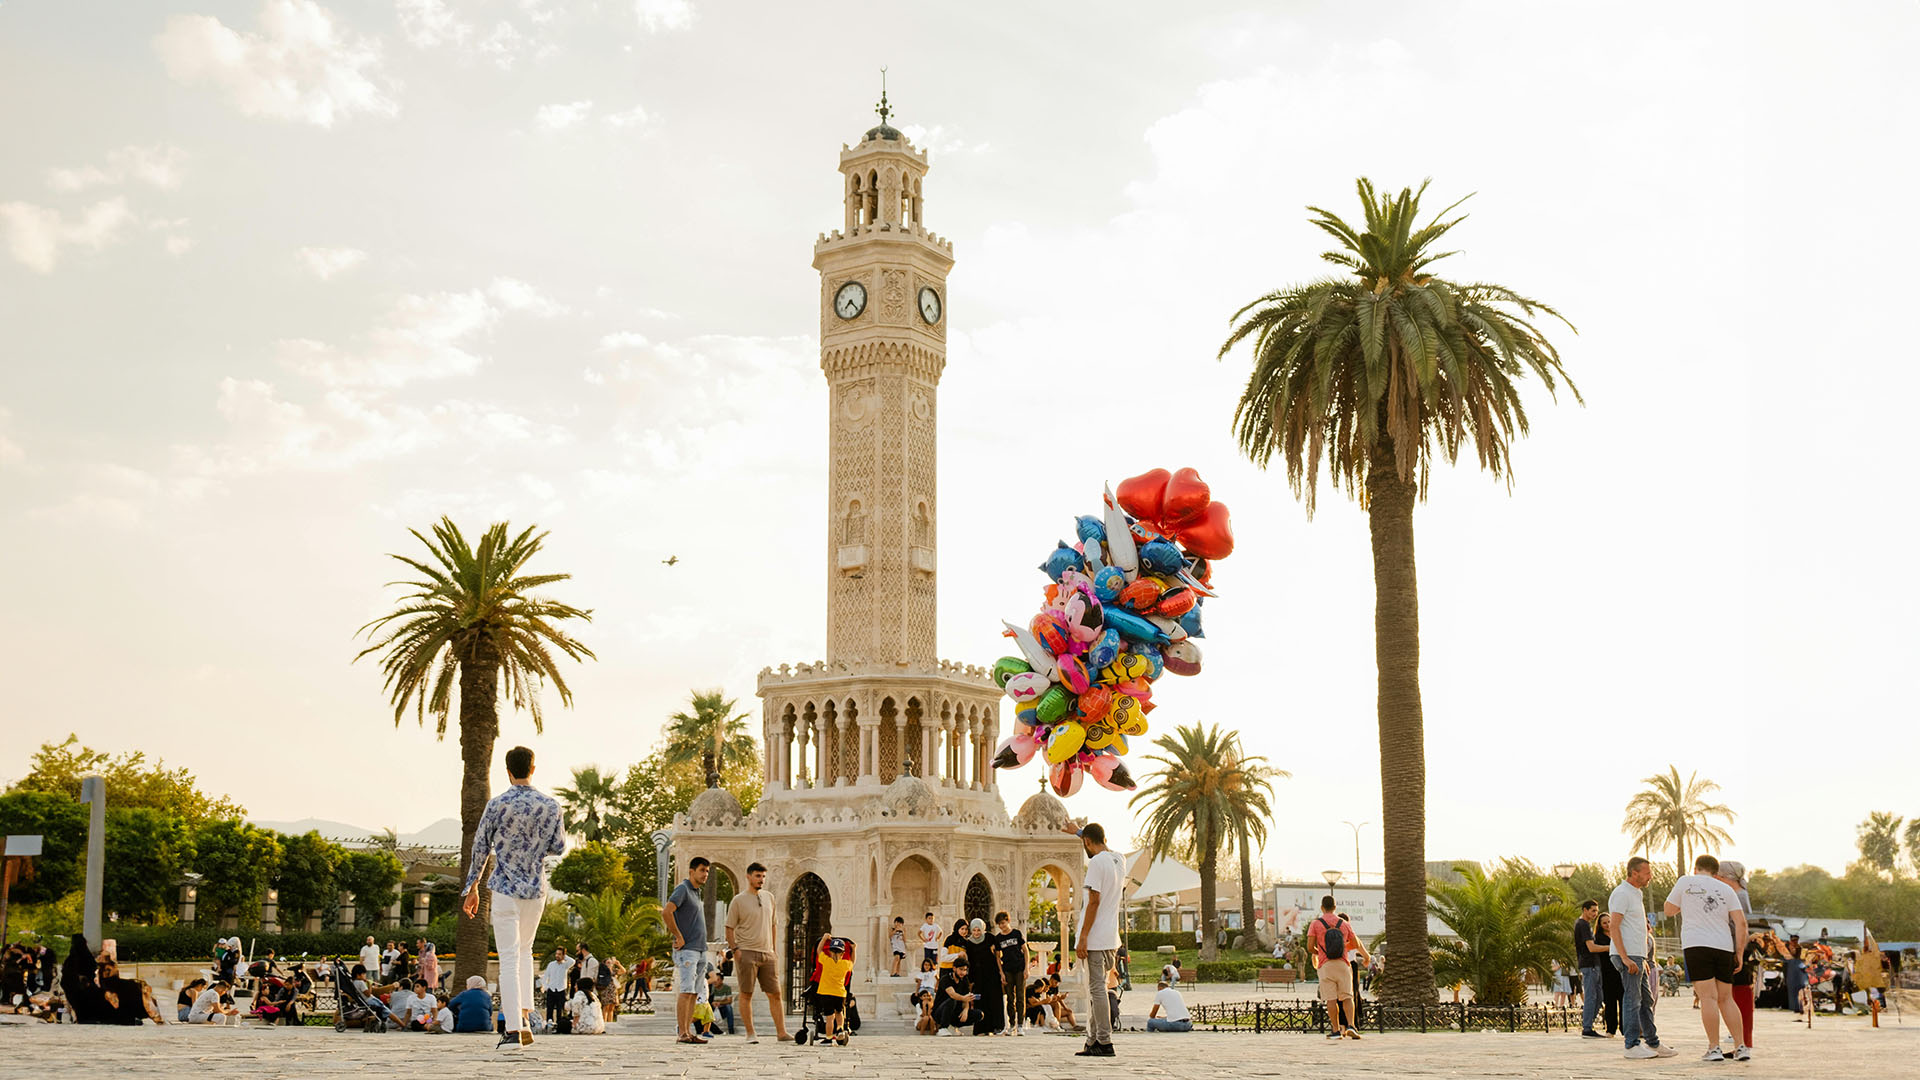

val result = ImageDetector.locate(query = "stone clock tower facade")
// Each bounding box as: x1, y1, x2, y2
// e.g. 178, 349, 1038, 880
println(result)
661, 106, 1084, 1019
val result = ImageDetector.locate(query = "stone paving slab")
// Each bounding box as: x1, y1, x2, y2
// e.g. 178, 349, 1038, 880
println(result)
0, 1010, 1911, 1079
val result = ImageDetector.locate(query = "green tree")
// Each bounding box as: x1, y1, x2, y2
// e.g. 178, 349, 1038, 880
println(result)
8, 735, 246, 823
554, 889, 666, 962
1427, 862, 1573, 1006
609, 748, 762, 895
1621, 766, 1736, 876
274, 831, 345, 928
103, 807, 194, 923
354, 517, 596, 986
0, 791, 88, 904
190, 820, 282, 929
1219, 180, 1577, 1002
554, 766, 624, 843
549, 840, 634, 897
660, 689, 757, 778
1129, 723, 1280, 961
336, 849, 406, 928
1856, 812, 1903, 874
1906, 818, 1920, 871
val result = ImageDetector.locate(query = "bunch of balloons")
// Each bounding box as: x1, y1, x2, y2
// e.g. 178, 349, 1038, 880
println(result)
990, 467, 1234, 798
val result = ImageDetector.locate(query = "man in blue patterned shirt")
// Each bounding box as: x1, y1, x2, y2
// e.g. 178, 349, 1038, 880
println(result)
462, 745, 566, 1051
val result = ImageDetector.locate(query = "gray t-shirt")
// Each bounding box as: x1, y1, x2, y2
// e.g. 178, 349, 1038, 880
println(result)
668, 879, 707, 953
1607, 881, 1650, 959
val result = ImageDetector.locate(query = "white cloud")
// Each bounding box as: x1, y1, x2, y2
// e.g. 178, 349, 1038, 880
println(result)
604, 103, 649, 130
298, 245, 368, 280
476, 21, 526, 68
165, 234, 196, 256
633, 0, 693, 33
0, 198, 135, 273
394, 0, 469, 49
520, 0, 555, 24
153, 0, 399, 128
899, 123, 990, 155
46, 145, 191, 192
487, 276, 566, 317
597, 331, 650, 351
279, 288, 499, 388
534, 100, 593, 130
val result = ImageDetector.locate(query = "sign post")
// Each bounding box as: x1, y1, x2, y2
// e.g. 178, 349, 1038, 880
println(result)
80, 775, 105, 947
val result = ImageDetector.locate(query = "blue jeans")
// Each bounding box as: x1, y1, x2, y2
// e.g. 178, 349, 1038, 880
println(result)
1147, 1017, 1192, 1032
1785, 959, 1806, 1012
717, 1002, 736, 1034
1611, 955, 1658, 1049
1580, 965, 1603, 1032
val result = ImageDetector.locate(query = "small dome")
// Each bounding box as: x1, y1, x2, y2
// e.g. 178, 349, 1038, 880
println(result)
1014, 791, 1071, 832
864, 123, 903, 143
686, 787, 744, 825
883, 774, 938, 817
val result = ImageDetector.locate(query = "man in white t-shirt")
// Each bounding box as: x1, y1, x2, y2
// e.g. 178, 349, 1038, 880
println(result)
1147, 979, 1191, 1032
359, 936, 382, 982
1664, 854, 1748, 1062
1608, 857, 1675, 1059
1072, 821, 1125, 1058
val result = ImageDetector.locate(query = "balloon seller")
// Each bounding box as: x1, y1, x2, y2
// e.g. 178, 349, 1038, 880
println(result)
990, 467, 1233, 798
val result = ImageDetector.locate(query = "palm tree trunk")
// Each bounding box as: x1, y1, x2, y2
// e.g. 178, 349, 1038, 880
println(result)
453, 649, 501, 988
1199, 836, 1220, 962
1237, 818, 1259, 947
1367, 440, 1435, 1004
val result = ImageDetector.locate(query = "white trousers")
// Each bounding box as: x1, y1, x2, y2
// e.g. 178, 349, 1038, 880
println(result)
490, 893, 546, 1032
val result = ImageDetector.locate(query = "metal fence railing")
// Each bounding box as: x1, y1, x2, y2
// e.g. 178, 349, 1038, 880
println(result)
1187, 999, 1581, 1035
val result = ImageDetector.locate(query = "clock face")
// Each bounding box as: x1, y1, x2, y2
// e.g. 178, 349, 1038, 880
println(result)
834, 281, 867, 320
918, 286, 942, 325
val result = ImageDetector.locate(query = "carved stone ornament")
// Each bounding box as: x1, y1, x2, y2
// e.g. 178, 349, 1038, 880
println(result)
882, 269, 909, 321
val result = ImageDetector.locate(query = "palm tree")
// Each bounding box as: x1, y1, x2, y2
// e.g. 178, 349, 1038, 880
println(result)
1856, 811, 1903, 874
560, 889, 667, 963
355, 517, 596, 986
660, 689, 756, 783
1427, 862, 1572, 1006
555, 766, 625, 843
1129, 723, 1282, 961
1621, 766, 1736, 875
1219, 179, 1577, 1003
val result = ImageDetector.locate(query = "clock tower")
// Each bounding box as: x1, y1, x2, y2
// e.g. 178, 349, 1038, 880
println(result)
813, 96, 952, 666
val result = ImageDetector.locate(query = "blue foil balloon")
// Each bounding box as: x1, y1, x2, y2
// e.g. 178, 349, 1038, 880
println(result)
1178, 606, 1204, 639
1075, 515, 1107, 543
1092, 566, 1127, 603
1138, 539, 1184, 575
1135, 642, 1166, 680
1087, 627, 1122, 669
1104, 608, 1169, 644
1039, 541, 1080, 582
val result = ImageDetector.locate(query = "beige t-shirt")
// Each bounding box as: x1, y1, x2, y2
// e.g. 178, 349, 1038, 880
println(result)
725, 888, 775, 953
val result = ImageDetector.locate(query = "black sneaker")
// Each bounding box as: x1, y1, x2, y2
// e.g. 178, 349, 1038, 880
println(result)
1582, 1030, 1605, 1038
494, 1032, 522, 1052
1073, 1043, 1115, 1057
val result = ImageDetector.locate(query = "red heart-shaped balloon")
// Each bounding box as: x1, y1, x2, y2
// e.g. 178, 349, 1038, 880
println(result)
1115, 468, 1171, 524
1162, 467, 1211, 527
1175, 501, 1234, 559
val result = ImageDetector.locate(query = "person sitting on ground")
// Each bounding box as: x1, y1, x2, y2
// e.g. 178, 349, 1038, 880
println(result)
177, 978, 207, 1023
701, 968, 736, 1036
407, 986, 440, 1031
387, 977, 419, 1028
1025, 978, 1055, 1029
1147, 979, 1192, 1032
449, 975, 495, 1033
932, 956, 976, 1036
913, 982, 937, 1034
187, 979, 238, 1025
59, 935, 104, 1024
811, 934, 854, 1045
1044, 975, 1077, 1029
568, 974, 605, 1034
95, 955, 164, 1025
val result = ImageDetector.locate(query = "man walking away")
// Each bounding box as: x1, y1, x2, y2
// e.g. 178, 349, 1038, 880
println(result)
462, 745, 566, 1051
1608, 856, 1676, 1059
1665, 854, 1749, 1062
1072, 822, 1125, 1058
1574, 900, 1609, 1037
662, 856, 713, 1045
1308, 895, 1369, 1039
722, 861, 790, 1043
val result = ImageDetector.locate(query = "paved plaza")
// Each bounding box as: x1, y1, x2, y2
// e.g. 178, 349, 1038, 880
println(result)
2, 1008, 1911, 1079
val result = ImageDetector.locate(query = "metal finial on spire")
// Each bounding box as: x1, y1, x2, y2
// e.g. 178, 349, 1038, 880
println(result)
875, 66, 891, 126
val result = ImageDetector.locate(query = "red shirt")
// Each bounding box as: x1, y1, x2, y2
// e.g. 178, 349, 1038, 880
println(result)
1308, 914, 1351, 966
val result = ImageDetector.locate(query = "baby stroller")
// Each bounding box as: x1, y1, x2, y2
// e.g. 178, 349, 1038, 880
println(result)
329, 960, 389, 1033
792, 938, 860, 1045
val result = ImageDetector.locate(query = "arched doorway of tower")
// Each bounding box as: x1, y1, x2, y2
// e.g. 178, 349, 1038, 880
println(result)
1028, 865, 1077, 981
963, 873, 993, 926
889, 855, 940, 948
785, 872, 832, 1012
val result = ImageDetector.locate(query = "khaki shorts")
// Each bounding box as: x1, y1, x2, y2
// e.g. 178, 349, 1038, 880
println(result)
735, 949, 779, 995
1317, 960, 1353, 1002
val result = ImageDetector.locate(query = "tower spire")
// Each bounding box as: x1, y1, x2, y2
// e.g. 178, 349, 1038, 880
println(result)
875, 67, 891, 127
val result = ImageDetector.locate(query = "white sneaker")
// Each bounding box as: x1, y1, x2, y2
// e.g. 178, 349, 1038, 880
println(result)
746, 1035, 760, 1044
937, 1028, 953, 1037
1652, 1044, 1677, 1058
1625, 1044, 1658, 1059
1014, 1028, 1025, 1036
1702, 1047, 1726, 1062
1733, 1046, 1751, 1061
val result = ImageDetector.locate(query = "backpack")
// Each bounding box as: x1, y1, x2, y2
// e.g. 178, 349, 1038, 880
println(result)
1319, 916, 1345, 961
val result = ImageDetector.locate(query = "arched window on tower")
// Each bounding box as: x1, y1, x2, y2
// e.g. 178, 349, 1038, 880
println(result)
866, 170, 879, 227
911, 177, 923, 228
848, 172, 865, 231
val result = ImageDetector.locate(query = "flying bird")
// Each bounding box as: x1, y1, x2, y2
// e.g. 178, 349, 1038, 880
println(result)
662, 556, 679, 566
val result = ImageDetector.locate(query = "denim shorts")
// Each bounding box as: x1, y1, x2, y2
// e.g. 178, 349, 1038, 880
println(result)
673, 949, 704, 992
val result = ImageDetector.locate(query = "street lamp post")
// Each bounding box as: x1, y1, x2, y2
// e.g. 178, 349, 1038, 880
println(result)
1341, 821, 1370, 886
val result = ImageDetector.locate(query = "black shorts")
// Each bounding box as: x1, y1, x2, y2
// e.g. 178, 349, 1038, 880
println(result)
810, 992, 844, 1015
1683, 946, 1737, 983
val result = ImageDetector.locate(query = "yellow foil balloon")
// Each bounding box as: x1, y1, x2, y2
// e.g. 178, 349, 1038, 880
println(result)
1098, 654, 1151, 686
1045, 721, 1087, 763
1110, 694, 1149, 737
1082, 717, 1120, 751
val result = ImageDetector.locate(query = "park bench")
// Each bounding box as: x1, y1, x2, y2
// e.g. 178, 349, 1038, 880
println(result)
1254, 967, 1296, 992
1178, 966, 1196, 986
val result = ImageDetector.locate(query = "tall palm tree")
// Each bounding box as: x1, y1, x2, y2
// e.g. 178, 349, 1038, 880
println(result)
1621, 766, 1736, 875
1856, 811, 1903, 874
1219, 179, 1577, 1002
554, 766, 625, 843
1129, 723, 1281, 961
660, 689, 756, 781
355, 517, 595, 986
1427, 862, 1572, 1006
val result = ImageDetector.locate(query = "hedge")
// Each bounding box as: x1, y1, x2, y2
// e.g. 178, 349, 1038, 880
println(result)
1024, 931, 1199, 953
108, 925, 457, 964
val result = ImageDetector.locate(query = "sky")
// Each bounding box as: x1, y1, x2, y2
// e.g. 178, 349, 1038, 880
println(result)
1, 1, 1914, 887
